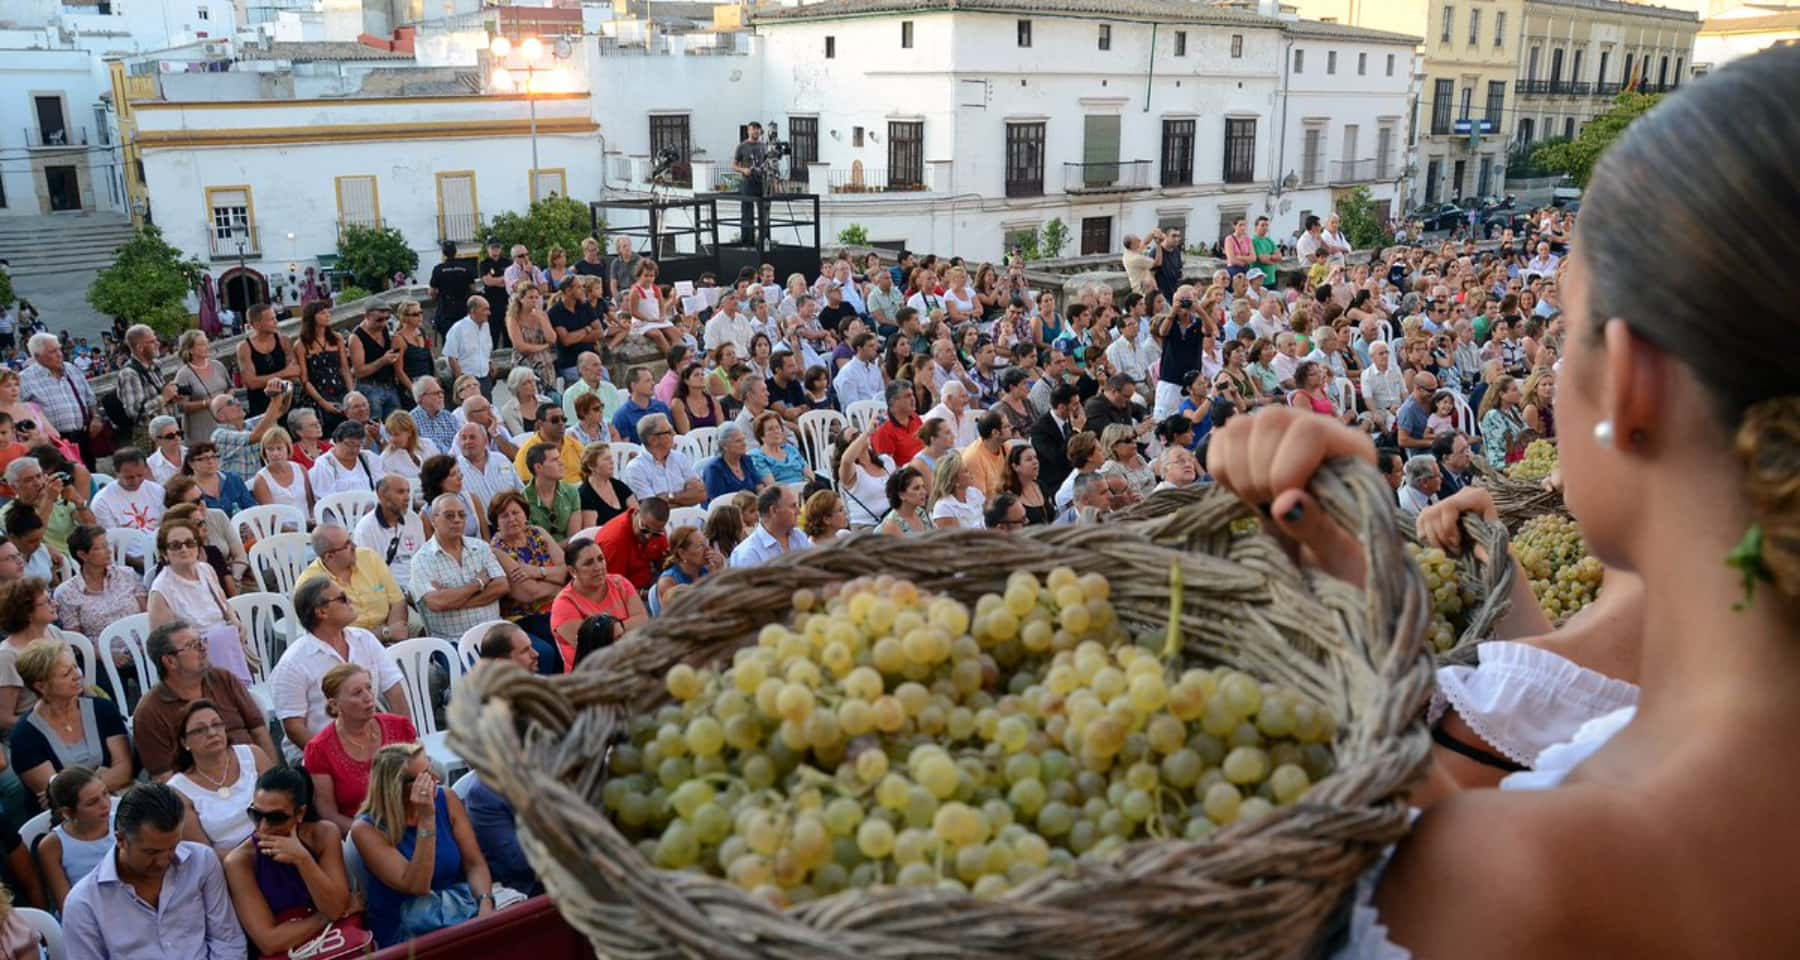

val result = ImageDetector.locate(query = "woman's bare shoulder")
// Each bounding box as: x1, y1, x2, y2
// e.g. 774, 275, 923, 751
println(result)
1374, 784, 1673, 959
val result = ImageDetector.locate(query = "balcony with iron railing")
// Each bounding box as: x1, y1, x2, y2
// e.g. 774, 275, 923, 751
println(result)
207, 224, 262, 260
25, 125, 89, 147
826, 167, 926, 194
1062, 160, 1152, 194
1330, 158, 1383, 185
1515, 79, 1551, 96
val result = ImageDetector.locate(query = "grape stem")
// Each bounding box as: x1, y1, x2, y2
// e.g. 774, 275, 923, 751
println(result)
1162, 560, 1183, 662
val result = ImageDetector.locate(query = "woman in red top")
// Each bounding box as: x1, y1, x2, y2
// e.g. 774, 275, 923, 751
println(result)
303, 663, 417, 832
549, 538, 648, 672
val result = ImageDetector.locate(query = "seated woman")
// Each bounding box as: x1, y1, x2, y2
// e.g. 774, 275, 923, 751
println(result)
703, 504, 747, 559
304, 664, 418, 834
168, 699, 274, 856
419, 454, 488, 542
36, 765, 114, 912
701, 423, 769, 503
747, 412, 812, 487
549, 539, 647, 672
0, 577, 79, 737
486, 492, 567, 674
352, 744, 497, 948
182, 441, 258, 514
8, 642, 131, 808
573, 441, 636, 532
148, 519, 254, 685
224, 765, 363, 958
651, 526, 722, 617
801, 490, 849, 541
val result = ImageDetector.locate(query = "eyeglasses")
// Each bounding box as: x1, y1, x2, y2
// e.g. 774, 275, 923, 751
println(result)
172, 637, 208, 655
158, 431, 183, 441
324, 594, 352, 606
165, 538, 198, 550
244, 807, 293, 827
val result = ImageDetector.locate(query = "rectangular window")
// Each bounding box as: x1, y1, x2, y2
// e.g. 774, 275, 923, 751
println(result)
1478, 156, 1493, 196
1301, 126, 1324, 185
33, 96, 67, 146
788, 116, 818, 186
1327, 51, 1337, 74
206, 185, 256, 256
1376, 124, 1394, 179
1342, 123, 1359, 168
1081, 114, 1121, 186
1230, 34, 1242, 58
335, 174, 379, 231
824, 35, 835, 58
1674, 57, 1683, 86
1175, 30, 1187, 56
1485, 81, 1505, 124
197, 6, 208, 19
1387, 53, 1395, 76
1431, 78, 1453, 134
1358, 52, 1367, 75
888, 121, 924, 187
1294, 48, 1304, 73
1572, 49, 1584, 83
853, 126, 865, 147
1459, 86, 1473, 120
1441, 5, 1452, 43
1080, 216, 1112, 256
1564, 117, 1576, 140
901, 21, 913, 48
1223, 118, 1255, 184
1623, 53, 1634, 87
1005, 122, 1046, 198
1017, 20, 1031, 47
648, 114, 692, 187
435, 171, 477, 244
1494, 11, 1505, 48
1160, 118, 1195, 187
530, 169, 566, 201
1158, 213, 1187, 235
1098, 24, 1111, 50
1550, 48, 1564, 85
1517, 117, 1534, 145
1468, 8, 1479, 45
1425, 159, 1441, 203
1597, 50, 1610, 84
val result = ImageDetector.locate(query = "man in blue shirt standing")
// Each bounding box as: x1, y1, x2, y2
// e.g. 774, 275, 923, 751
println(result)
65, 782, 246, 959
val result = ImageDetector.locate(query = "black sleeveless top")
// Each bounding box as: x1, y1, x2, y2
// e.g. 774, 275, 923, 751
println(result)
401, 333, 435, 382
247, 335, 287, 417
352, 325, 396, 389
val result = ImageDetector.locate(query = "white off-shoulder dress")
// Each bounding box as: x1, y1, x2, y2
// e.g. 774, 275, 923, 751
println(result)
1335, 642, 1640, 958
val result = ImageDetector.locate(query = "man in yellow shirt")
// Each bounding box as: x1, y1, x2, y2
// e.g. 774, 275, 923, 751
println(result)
512, 406, 586, 483
294, 524, 415, 643
961, 411, 1012, 501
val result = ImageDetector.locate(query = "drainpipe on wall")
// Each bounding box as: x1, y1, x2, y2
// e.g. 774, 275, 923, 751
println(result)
1274, 34, 1292, 201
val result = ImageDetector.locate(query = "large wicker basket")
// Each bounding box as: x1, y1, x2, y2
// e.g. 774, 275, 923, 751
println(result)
1470, 459, 1568, 532
449, 459, 1436, 960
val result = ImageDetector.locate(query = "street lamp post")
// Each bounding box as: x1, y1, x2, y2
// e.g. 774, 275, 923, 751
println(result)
489, 34, 572, 178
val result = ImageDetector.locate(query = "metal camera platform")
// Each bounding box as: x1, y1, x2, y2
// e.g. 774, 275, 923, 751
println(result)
590, 191, 821, 286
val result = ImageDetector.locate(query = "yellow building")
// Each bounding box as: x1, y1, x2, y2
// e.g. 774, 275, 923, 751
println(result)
1290, 0, 1526, 205
1513, 0, 1700, 150
1696, 3, 1800, 72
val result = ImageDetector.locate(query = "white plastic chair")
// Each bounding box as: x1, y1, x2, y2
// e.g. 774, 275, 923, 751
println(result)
314, 490, 378, 530
97, 613, 157, 714
228, 592, 297, 687
248, 532, 314, 595
845, 399, 884, 434
1452, 391, 1478, 436
61, 630, 97, 688
611, 441, 645, 475
233, 503, 308, 545
797, 409, 846, 480
1331, 377, 1358, 420
105, 526, 152, 567
456, 619, 513, 671
19, 811, 51, 854
571, 525, 602, 543
707, 493, 744, 515
388, 637, 466, 775
15, 907, 60, 960
678, 426, 718, 461
669, 505, 709, 533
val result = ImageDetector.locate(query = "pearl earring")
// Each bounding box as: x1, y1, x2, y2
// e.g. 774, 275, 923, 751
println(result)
1593, 420, 1615, 447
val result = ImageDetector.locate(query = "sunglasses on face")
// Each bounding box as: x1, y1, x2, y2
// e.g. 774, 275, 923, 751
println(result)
245, 807, 293, 827
159, 430, 183, 441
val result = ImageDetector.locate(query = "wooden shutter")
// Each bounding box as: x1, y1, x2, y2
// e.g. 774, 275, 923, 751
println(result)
1083, 115, 1120, 186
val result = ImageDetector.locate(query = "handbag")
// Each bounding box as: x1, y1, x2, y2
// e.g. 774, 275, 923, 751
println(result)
262, 910, 372, 960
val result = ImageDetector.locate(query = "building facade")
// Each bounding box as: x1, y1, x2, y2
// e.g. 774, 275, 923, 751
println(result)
1512, 0, 1699, 150
1695, 4, 1799, 72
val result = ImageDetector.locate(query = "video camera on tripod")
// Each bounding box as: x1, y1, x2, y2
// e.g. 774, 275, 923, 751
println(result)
751, 120, 791, 188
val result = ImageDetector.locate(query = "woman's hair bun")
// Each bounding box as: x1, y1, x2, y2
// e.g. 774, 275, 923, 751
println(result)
1736, 396, 1800, 599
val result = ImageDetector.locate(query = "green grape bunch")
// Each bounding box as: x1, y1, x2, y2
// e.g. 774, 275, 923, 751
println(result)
1404, 543, 1473, 653
599, 569, 1339, 908
1506, 440, 1559, 484
1511, 514, 1603, 622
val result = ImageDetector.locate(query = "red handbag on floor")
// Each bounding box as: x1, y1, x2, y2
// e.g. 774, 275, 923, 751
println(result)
261, 911, 372, 960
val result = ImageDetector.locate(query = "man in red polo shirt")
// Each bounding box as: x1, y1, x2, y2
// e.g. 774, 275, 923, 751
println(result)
868, 380, 924, 466
593, 496, 670, 591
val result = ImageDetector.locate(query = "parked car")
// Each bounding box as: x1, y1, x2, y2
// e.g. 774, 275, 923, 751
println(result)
1483, 210, 1534, 238
1551, 180, 1583, 207
1407, 202, 1468, 233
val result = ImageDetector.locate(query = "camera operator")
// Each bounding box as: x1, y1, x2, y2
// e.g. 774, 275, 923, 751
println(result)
733, 121, 767, 245
1151, 287, 1206, 419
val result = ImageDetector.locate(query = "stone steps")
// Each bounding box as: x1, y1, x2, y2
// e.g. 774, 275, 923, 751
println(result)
0, 214, 137, 279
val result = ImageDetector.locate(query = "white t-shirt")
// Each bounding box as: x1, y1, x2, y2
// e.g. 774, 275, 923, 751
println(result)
930, 488, 987, 530
352, 509, 427, 589
308, 449, 381, 497
91, 479, 165, 539
443, 317, 494, 378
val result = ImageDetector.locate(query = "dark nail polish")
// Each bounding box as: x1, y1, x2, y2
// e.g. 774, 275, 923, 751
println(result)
1281, 503, 1305, 523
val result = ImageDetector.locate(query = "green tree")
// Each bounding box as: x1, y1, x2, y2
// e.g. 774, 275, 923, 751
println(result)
336, 224, 419, 291
1333, 186, 1392, 250
1040, 218, 1070, 259
488, 194, 598, 267
836, 223, 869, 246
86, 225, 204, 340
1531, 91, 1662, 187
335, 285, 372, 305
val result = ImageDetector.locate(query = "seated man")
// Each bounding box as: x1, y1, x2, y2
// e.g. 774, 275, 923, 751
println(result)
408, 492, 510, 641
132, 618, 277, 779
593, 495, 671, 592
297, 523, 414, 644
270, 577, 410, 759
64, 782, 247, 958
352, 474, 428, 590
621, 413, 705, 506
